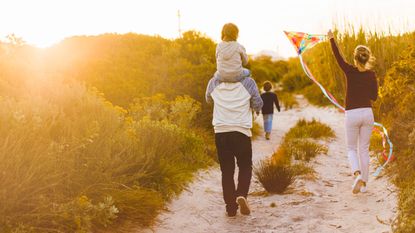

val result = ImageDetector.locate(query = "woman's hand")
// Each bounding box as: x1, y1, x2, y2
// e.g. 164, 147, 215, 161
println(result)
327, 30, 334, 40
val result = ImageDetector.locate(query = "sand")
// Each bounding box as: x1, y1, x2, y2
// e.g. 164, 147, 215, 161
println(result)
141, 95, 397, 233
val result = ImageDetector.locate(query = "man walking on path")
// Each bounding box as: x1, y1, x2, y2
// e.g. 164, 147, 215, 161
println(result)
205, 75, 263, 217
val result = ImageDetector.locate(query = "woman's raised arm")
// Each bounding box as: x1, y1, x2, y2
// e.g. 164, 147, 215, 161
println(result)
328, 30, 352, 72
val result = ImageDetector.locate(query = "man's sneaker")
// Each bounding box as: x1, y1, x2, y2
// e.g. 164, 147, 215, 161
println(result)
236, 196, 251, 215
352, 175, 364, 194
360, 184, 367, 193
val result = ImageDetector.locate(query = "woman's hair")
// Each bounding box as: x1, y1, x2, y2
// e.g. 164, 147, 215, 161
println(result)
221, 23, 239, 42
354, 45, 375, 70
263, 81, 273, 92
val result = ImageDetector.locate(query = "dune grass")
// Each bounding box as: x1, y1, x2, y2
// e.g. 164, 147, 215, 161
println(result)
0, 83, 213, 232
255, 118, 334, 194
254, 158, 295, 194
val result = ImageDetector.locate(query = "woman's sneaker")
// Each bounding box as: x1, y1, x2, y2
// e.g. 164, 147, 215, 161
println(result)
352, 175, 364, 194
236, 196, 251, 215
360, 184, 367, 193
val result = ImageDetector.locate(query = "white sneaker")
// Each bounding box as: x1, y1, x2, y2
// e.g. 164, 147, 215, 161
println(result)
360, 185, 367, 193
352, 175, 364, 194
236, 196, 251, 215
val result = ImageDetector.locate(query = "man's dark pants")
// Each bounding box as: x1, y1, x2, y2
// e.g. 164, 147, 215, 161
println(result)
215, 131, 252, 213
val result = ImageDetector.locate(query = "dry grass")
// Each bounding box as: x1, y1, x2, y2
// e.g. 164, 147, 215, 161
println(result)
254, 158, 295, 194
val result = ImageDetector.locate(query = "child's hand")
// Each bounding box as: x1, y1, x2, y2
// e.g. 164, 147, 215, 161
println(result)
327, 30, 334, 40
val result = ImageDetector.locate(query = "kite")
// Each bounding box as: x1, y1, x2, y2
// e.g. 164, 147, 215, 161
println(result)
284, 31, 394, 177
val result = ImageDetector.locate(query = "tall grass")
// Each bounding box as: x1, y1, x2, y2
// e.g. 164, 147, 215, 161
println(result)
297, 27, 415, 107
0, 82, 213, 232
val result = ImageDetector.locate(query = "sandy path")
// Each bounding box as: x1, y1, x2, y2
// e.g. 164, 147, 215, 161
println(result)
142, 96, 397, 233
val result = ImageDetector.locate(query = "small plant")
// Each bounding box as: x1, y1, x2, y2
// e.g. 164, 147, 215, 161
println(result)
285, 118, 335, 140
291, 163, 316, 179
279, 92, 299, 110
284, 139, 328, 161
254, 158, 295, 194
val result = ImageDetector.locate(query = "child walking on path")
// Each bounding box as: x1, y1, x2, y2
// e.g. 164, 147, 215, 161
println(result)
259, 81, 280, 140
215, 23, 250, 82
328, 30, 378, 194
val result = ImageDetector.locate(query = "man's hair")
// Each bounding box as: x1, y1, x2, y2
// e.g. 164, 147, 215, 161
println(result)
221, 23, 239, 42
263, 81, 273, 92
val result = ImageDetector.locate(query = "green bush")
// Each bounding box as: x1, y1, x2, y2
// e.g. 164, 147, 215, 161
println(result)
279, 92, 299, 110
254, 159, 295, 194
303, 85, 331, 106
376, 46, 415, 233
0, 82, 212, 232
282, 139, 328, 162
272, 119, 333, 163
285, 118, 335, 140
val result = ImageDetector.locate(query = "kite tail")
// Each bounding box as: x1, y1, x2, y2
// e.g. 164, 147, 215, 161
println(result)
373, 122, 394, 177
299, 55, 345, 111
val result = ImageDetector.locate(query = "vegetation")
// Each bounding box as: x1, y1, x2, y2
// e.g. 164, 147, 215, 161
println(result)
281, 27, 415, 232
254, 158, 295, 194
250, 55, 288, 84
0, 31, 223, 232
0, 29, 286, 232
284, 118, 335, 140
278, 92, 299, 110
377, 47, 415, 233
255, 119, 334, 194
0, 81, 214, 232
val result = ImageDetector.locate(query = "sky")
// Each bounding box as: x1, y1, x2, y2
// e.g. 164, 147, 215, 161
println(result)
1, 0, 414, 58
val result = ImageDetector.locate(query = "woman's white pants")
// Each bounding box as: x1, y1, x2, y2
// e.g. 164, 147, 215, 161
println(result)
345, 108, 374, 183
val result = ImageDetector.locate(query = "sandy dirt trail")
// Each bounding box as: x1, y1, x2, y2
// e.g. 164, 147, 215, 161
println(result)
142, 96, 397, 233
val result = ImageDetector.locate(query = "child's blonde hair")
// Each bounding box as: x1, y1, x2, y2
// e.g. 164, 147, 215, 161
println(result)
221, 23, 239, 42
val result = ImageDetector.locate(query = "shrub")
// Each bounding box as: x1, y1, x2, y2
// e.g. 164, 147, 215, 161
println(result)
281, 139, 328, 162
285, 118, 335, 140
271, 146, 292, 165
303, 85, 331, 107
279, 92, 299, 110
280, 58, 311, 92
291, 163, 316, 178
377, 46, 415, 233
0, 82, 212, 232
254, 158, 295, 194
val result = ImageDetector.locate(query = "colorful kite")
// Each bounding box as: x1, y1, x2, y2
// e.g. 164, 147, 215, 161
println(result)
284, 31, 394, 177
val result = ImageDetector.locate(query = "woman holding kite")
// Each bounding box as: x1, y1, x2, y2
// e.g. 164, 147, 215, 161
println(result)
327, 30, 378, 194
